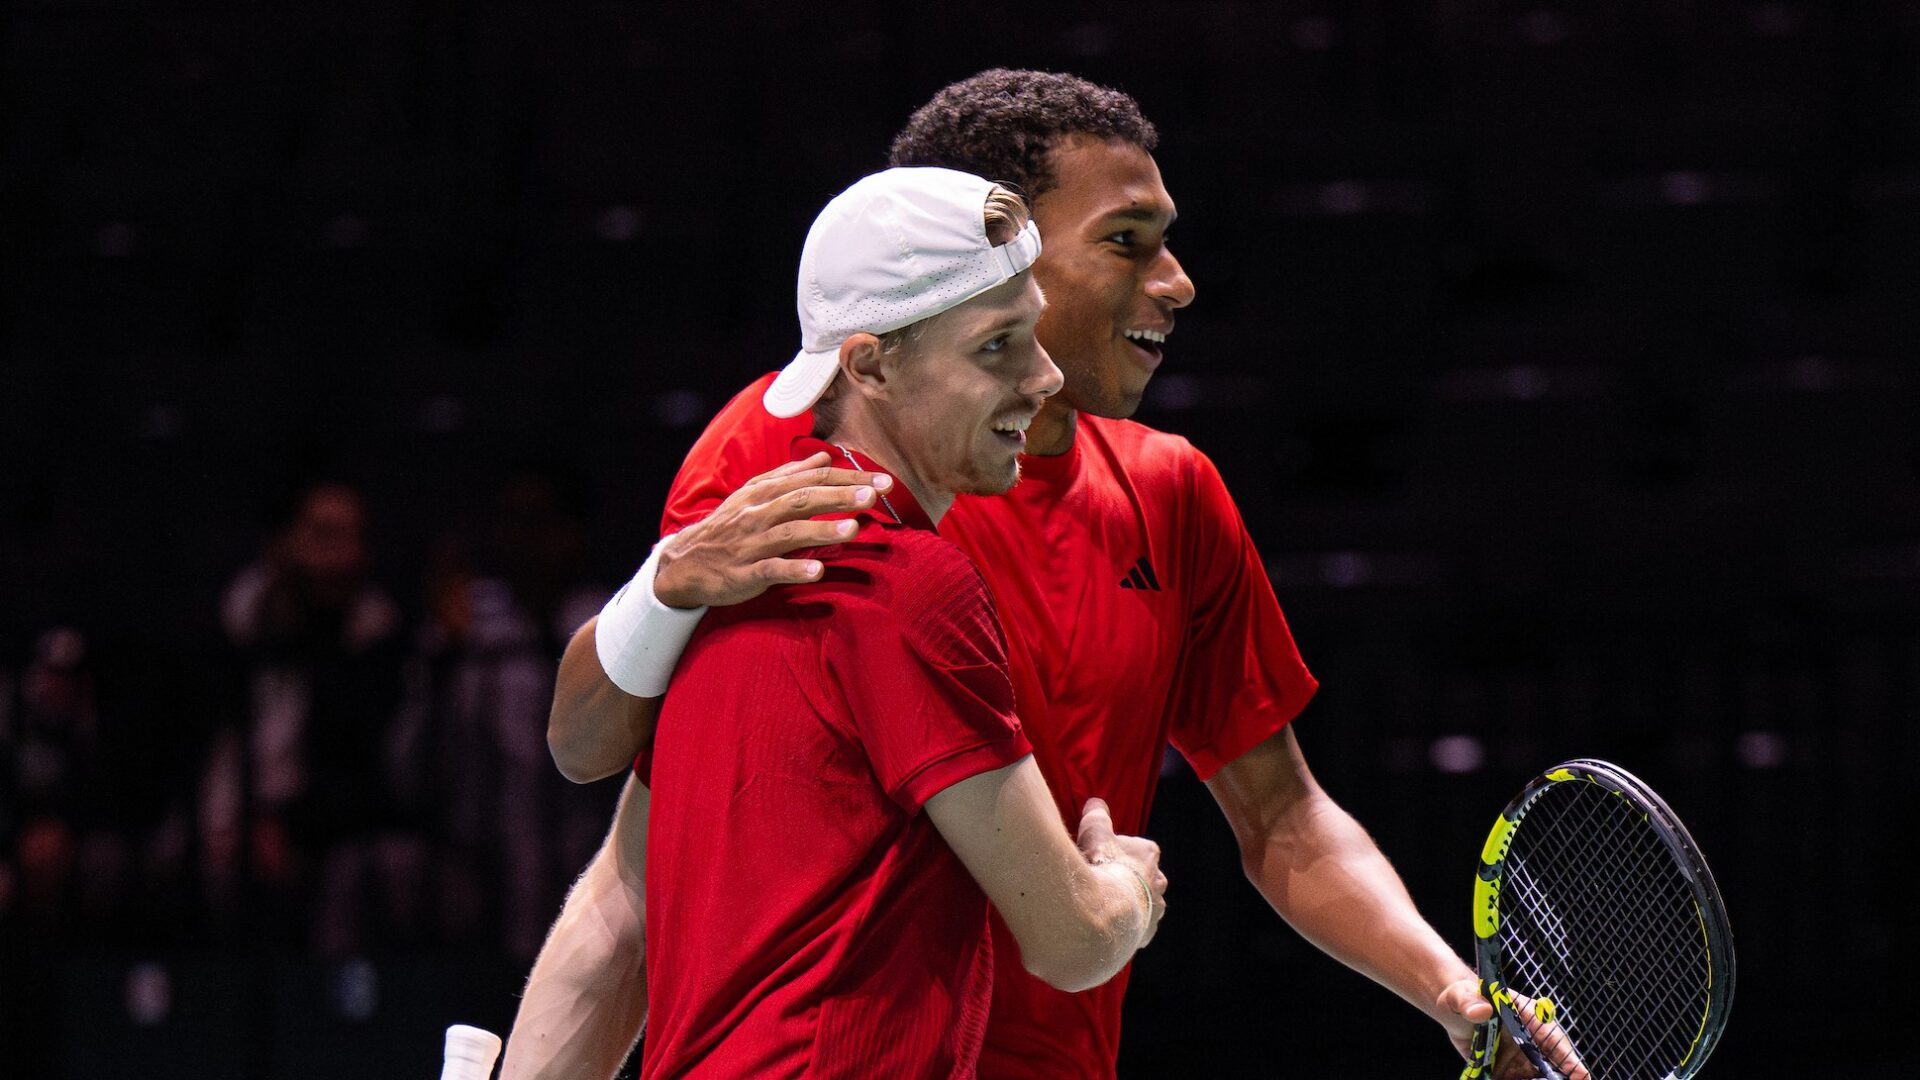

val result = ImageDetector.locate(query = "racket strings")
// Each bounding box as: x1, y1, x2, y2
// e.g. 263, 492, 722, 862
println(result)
1503, 794, 1707, 1078
1506, 801, 1704, 1078
1496, 783, 1712, 1080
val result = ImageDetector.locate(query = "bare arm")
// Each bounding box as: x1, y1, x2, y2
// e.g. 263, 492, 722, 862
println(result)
925, 757, 1167, 993
546, 453, 893, 782
547, 618, 663, 782
1206, 728, 1494, 1056
499, 775, 651, 1080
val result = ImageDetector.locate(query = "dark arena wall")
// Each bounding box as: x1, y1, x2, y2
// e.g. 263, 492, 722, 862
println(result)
4, 2, 1916, 1076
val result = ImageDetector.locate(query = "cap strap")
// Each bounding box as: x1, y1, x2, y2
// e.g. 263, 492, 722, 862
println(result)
988, 220, 1043, 281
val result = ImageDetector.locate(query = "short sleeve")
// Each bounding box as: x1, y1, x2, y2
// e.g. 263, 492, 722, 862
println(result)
827, 540, 1030, 812
1167, 447, 1319, 780
660, 372, 816, 538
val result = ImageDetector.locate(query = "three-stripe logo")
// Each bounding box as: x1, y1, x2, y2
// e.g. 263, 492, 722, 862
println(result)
1118, 556, 1161, 592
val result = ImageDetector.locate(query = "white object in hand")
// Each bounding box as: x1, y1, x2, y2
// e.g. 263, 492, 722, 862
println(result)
440, 1024, 502, 1080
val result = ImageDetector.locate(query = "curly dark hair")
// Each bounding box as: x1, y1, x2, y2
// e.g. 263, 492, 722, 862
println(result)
887, 69, 1159, 201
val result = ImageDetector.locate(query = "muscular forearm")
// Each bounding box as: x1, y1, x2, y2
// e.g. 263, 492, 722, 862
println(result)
500, 781, 650, 1080
1208, 730, 1472, 1031
547, 617, 661, 783
1241, 792, 1471, 1026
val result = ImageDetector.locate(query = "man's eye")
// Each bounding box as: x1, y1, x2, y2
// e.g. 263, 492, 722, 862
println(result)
1105, 231, 1134, 246
981, 336, 1008, 353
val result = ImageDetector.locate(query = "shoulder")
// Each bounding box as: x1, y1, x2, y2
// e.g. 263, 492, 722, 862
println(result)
716, 371, 781, 418
665, 371, 811, 534
1080, 414, 1223, 500
836, 526, 993, 615
686, 371, 803, 449
1081, 413, 1200, 463
822, 526, 1003, 660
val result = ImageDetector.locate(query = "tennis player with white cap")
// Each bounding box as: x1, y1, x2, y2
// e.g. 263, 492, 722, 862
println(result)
508, 69, 1556, 1080
759, 165, 1044, 420
531, 166, 1168, 1080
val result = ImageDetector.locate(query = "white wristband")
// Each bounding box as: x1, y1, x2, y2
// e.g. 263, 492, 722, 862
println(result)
594, 542, 707, 697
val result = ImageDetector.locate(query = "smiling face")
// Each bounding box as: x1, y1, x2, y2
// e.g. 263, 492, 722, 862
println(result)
831, 270, 1061, 517
871, 272, 1060, 502
1028, 136, 1195, 421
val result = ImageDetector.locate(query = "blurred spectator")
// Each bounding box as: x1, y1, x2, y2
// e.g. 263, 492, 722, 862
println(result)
3, 626, 95, 929
200, 480, 414, 957
393, 465, 610, 959
1, 625, 200, 943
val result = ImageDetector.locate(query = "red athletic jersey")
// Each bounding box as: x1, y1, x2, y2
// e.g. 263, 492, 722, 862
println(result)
659, 375, 1319, 1079
639, 436, 1031, 1080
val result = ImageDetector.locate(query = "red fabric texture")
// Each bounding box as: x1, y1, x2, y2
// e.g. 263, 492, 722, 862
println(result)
652, 373, 1318, 1078
640, 435, 1028, 1079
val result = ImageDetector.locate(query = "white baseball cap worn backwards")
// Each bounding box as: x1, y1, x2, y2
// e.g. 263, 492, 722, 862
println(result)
762, 166, 1043, 419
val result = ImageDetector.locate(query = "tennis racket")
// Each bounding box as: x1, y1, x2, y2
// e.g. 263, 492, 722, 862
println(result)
1458, 759, 1734, 1080
441, 1024, 503, 1080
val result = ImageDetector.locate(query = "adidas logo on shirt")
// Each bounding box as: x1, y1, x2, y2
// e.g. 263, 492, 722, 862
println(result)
1117, 556, 1162, 592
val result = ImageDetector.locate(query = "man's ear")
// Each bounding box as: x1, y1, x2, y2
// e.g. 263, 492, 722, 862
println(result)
838, 332, 889, 403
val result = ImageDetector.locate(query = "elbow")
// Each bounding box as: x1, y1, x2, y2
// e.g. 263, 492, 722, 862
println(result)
547, 725, 623, 785
1237, 843, 1266, 893
1021, 956, 1105, 994
1015, 921, 1129, 994
1011, 862, 1156, 992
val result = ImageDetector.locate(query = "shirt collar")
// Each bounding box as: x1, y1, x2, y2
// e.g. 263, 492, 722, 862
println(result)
791, 436, 936, 533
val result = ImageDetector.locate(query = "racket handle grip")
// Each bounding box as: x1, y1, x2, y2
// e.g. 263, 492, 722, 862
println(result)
441, 1024, 503, 1080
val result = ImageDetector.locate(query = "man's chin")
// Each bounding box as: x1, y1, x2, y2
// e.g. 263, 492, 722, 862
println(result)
956, 461, 1023, 497
1066, 383, 1148, 421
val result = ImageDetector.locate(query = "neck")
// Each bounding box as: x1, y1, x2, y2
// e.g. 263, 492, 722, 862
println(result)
1023, 396, 1079, 457
824, 414, 954, 525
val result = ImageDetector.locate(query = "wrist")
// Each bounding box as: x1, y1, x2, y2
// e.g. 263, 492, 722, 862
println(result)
594, 544, 707, 697
1422, 958, 1485, 1028
649, 538, 701, 610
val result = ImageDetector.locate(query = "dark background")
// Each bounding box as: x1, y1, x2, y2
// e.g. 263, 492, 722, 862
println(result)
5, 1, 1918, 1076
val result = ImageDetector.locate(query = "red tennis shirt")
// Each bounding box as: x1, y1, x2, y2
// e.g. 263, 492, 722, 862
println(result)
656, 375, 1319, 1080
638, 435, 1032, 1080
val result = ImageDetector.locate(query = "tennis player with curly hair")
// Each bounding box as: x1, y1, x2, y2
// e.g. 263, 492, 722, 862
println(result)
503, 70, 1552, 1080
